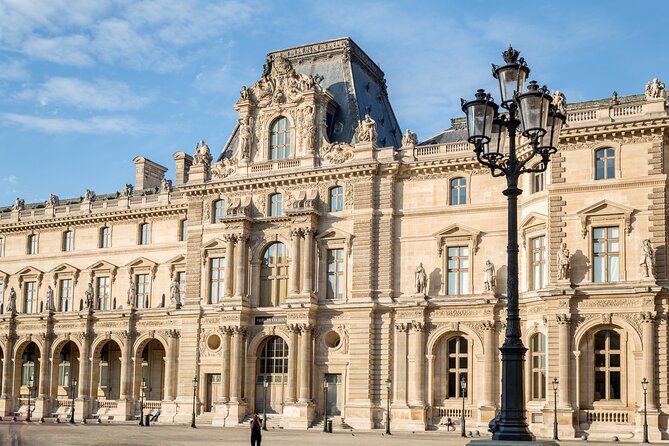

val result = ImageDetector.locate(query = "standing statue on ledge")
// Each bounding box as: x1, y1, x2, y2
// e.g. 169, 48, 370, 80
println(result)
483, 260, 496, 291
169, 277, 182, 309
85, 282, 95, 310
640, 239, 655, 278
45, 285, 55, 313
402, 129, 418, 147
193, 140, 213, 169
415, 262, 428, 295
6, 287, 17, 315
127, 279, 137, 309
557, 243, 571, 281
356, 114, 377, 144
238, 117, 252, 161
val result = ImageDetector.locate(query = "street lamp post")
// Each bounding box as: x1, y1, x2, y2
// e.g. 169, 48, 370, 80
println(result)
69, 377, 78, 424
323, 380, 329, 433
552, 378, 559, 441
462, 46, 564, 442
641, 378, 649, 443
26, 375, 34, 422
385, 378, 392, 435
139, 378, 147, 426
191, 376, 198, 429
262, 377, 268, 431
460, 377, 467, 437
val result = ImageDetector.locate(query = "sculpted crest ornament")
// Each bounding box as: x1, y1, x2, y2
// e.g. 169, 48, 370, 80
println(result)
320, 140, 354, 165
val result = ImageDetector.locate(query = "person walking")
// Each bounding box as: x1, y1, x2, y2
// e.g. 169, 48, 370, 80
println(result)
250, 413, 262, 446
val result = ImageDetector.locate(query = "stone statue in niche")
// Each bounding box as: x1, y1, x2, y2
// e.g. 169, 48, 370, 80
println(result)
415, 262, 427, 295
356, 114, 377, 144
193, 140, 213, 169
483, 260, 496, 291
238, 117, 252, 161
402, 129, 418, 147
557, 243, 571, 281
300, 105, 316, 150
127, 279, 137, 309
13, 197, 24, 211
85, 282, 95, 310
640, 239, 655, 278
45, 285, 55, 312
6, 287, 17, 315
645, 78, 666, 99
170, 277, 182, 309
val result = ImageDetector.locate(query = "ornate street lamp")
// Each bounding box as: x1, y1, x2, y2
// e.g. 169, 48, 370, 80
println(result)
26, 375, 34, 422
69, 377, 78, 424
460, 377, 467, 438
139, 378, 147, 426
191, 376, 198, 429
323, 380, 329, 433
462, 46, 564, 442
552, 378, 559, 440
641, 378, 649, 443
262, 377, 269, 431
385, 378, 392, 435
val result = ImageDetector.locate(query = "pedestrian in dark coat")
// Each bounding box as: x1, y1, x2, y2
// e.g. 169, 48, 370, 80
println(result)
250, 413, 262, 446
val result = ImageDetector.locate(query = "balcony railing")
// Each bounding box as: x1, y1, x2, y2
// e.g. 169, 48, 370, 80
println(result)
583, 409, 630, 424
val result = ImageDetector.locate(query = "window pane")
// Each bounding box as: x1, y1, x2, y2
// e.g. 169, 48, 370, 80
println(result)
593, 257, 604, 283
594, 372, 605, 401
460, 272, 469, 294
608, 256, 619, 282
594, 332, 607, 350
608, 227, 619, 238
593, 227, 604, 239
595, 354, 605, 367
607, 159, 615, 179
610, 354, 620, 367
609, 332, 620, 349
610, 372, 621, 399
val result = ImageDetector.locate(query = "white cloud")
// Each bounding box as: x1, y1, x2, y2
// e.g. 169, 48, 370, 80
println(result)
2, 113, 149, 134
0, 59, 29, 81
22, 34, 94, 66
17, 77, 154, 111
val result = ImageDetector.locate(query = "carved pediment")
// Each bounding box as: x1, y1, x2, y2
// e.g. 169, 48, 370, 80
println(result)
50, 263, 80, 276
125, 257, 158, 278
87, 260, 118, 273
202, 238, 227, 250
576, 200, 635, 238
15, 266, 43, 286
316, 227, 353, 255
520, 212, 548, 236
432, 223, 482, 256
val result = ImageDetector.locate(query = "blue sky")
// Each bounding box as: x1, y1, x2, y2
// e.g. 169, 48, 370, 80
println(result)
0, 0, 665, 205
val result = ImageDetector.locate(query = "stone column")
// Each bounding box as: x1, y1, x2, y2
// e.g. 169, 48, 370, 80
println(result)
1, 334, 15, 397
289, 229, 301, 295
119, 331, 133, 400
78, 332, 90, 398
301, 230, 314, 295
410, 322, 425, 406
220, 328, 231, 403
641, 312, 656, 409
223, 236, 235, 298
286, 325, 299, 403
298, 324, 312, 402
163, 330, 178, 401
556, 314, 571, 408
393, 323, 408, 405
481, 321, 496, 407
234, 236, 247, 298
38, 333, 51, 398
230, 327, 245, 403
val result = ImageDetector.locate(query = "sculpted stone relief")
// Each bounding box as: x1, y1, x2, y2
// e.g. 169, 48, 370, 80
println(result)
354, 114, 378, 144
321, 141, 354, 165
401, 129, 418, 147
645, 78, 666, 99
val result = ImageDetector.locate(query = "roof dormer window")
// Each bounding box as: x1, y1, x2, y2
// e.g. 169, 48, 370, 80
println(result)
270, 117, 291, 160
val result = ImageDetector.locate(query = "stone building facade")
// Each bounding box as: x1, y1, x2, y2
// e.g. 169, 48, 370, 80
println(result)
0, 38, 668, 440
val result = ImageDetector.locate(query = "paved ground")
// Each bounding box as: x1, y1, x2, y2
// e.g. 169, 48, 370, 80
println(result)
0, 422, 662, 446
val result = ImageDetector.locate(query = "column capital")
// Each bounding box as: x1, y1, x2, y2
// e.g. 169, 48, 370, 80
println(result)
640, 311, 656, 324
218, 325, 233, 336
231, 326, 247, 336
301, 228, 315, 237
481, 320, 495, 331
395, 322, 409, 332
287, 323, 301, 334
234, 233, 249, 244
410, 321, 425, 332
556, 313, 571, 325
299, 323, 314, 334
162, 329, 181, 339
223, 233, 237, 243
290, 227, 303, 238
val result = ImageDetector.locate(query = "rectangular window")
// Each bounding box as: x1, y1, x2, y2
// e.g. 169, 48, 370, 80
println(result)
214, 200, 225, 223
532, 171, 544, 193
531, 236, 547, 290
135, 274, 150, 308
139, 223, 151, 245
447, 246, 469, 295
450, 178, 467, 205
21, 363, 35, 386
58, 350, 71, 386
177, 271, 186, 306
27, 234, 38, 255
59, 279, 73, 312
593, 226, 619, 283
97, 276, 111, 310
531, 334, 546, 400
326, 248, 345, 299
100, 227, 111, 248
24, 281, 37, 313
62, 230, 74, 252
329, 187, 343, 212
179, 219, 188, 241
210, 258, 224, 304
0, 237, 4, 256
270, 194, 282, 217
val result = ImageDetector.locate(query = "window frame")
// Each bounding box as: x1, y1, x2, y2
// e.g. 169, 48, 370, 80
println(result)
135, 273, 151, 309
269, 116, 292, 161
27, 233, 38, 255
0, 236, 5, 257
138, 222, 151, 245
329, 186, 344, 212
24, 281, 38, 314
99, 226, 112, 249
179, 218, 188, 241
594, 147, 617, 180
592, 225, 621, 283
259, 242, 289, 307
213, 199, 225, 223
593, 329, 622, 401
530, 235, 547, 290
449, 177, 467, 206
445, 336, 469, 399
62, 229, 74, 252
531, 169, 545, 194
269, 193, 283, 217
446, 245, 470, 296
529, 333, 547, 400
59, 278, 74, 312
209, 257, 225, 304
96, 276, 111, 311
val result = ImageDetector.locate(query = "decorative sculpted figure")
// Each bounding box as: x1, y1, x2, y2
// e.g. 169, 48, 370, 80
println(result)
238, 117, 252, 160
239, 85, 249, 101
46, 194, 59, 207
483, 260, 496, 291
356, 114, 377, 144
551, 90, 566, 114
402, 129, 418, 147
13, 197, 24, 211
83, 189, 95, 202
640, 239, 655, 278
7, 287, 17, 315
170, 277, 182, 309
557, 243, 571, 281
127, 279, 137, 309
193, 140, 213, 168
45, 285, 55, 312
415, 262, 428, 295
161, 178, 173, 193
121, 184, 133, 197
85, 282, 95, 310
645, 78, 666, 99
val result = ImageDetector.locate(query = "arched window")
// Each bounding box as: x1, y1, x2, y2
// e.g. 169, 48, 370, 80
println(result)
213, 199, 225, 223
22, 344, 37, 386
447, 336, 468, 398
595, 148, 615, 180
58, 343, 75, 387
530, 333, 546, 400
450, 177, 467, 205
269, 193, 282, 217
329, 186, 343, 212
594, 329, 621, 401
270, 117, 291, 160
258, 336, 289, 378
259, 242, 289, 307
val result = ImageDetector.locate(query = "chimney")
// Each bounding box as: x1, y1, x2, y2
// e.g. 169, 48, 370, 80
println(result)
173, 152, 193, 186
133, 156, 168, 190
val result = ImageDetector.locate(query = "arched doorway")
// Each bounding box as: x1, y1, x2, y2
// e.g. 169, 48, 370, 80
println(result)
50, 341, 80, 416
14, 341, 40, 415
92, 340, 122, 402
431, 334, 473, 425
255, 336, 288, 413
135, 339, 165, 405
